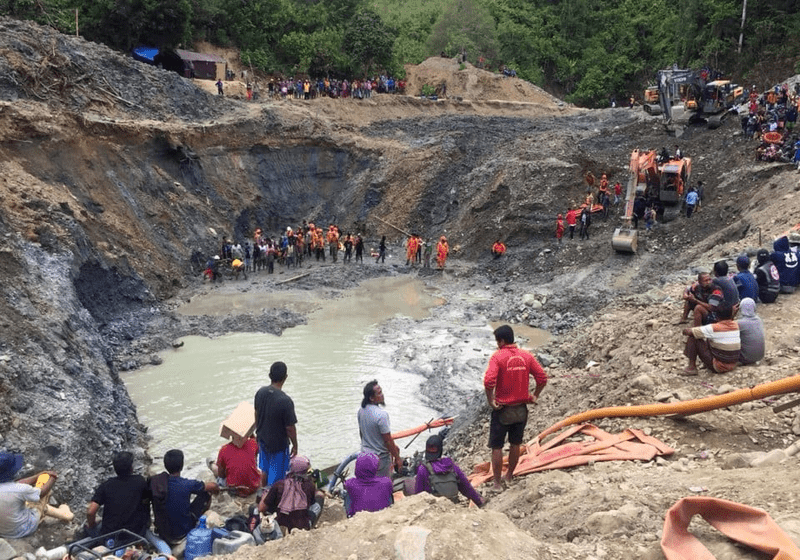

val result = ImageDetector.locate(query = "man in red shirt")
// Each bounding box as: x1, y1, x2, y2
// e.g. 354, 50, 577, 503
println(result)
212, 435, 261, 497
483, 325, 547, 491
566, 207, 579, 239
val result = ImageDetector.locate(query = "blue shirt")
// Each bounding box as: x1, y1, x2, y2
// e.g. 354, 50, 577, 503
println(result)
165, 476, 205, 539
734, 271, 759, 301
685, 191, 699, 205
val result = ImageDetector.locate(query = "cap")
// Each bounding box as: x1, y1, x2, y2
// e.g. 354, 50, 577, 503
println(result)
425, 435, 444, 462
788, 231, 800, 244
0, 453, 24, 483
736, 255, 750, 269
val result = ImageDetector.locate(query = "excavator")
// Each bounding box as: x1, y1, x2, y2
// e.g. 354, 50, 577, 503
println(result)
644, 66, 744, 129
611, 149, 691, 253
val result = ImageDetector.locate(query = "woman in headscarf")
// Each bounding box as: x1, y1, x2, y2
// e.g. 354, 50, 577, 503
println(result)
343, 452, 393, 517
259, 456, 323, 533
737, 297, 765, 364
436, 236, 449, 269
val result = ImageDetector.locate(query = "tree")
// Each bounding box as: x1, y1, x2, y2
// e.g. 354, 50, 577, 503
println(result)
426, 0, 498, 63
343, 9, 395, 76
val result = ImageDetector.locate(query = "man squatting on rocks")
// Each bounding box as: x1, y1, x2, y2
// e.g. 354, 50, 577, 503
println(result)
150, 449, 220, 544
255, 361, 298, 488
483, 325, 548, 491
358, 380, 402, 478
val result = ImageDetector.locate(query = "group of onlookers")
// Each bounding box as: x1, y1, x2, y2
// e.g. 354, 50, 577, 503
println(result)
265, 75, 405, 100
741, 83, 800, 164
677, 231, 800, 374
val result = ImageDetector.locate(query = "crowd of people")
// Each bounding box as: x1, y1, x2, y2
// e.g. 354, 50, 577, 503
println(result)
4, 330, 545, 547
740, 83, 800, 166
203, 224, 455, 281
217, 74, 407, 101
676, 236, 797, 374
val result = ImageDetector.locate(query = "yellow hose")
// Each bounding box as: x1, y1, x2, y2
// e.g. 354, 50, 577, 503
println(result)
536, 374, 800, 443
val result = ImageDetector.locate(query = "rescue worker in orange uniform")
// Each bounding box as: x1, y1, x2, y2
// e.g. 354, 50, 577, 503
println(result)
327, 226, 340, 262
556, 214, 564, 243
436, 236, 449, 269
406, 234, 420, 266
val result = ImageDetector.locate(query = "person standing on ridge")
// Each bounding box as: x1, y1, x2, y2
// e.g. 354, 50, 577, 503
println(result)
483, 325, 547, 491
254, 362, 298, 488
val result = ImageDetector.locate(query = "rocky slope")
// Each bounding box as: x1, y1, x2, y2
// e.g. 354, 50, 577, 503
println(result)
2, 16, 800, 560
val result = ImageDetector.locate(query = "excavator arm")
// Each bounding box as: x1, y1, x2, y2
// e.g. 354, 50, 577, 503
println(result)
655, 67, 704, 125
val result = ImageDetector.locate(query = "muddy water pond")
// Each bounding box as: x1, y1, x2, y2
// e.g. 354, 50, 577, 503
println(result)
123, 277, 448, 475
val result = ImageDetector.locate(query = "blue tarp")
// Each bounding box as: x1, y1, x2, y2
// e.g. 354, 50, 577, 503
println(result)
132, 46, 159, 64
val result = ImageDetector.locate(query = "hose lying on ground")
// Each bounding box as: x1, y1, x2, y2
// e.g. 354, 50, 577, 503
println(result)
536, 374, 800, 444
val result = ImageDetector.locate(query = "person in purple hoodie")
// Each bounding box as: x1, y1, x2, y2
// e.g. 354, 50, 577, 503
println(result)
415, 435, 483, 507
343, 452, 393, 517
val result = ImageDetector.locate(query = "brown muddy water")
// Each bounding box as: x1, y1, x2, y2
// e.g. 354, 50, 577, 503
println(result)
122, 277, 449, 475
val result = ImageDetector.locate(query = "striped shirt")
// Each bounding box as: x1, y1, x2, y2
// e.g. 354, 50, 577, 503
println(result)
691, 320, 740, 372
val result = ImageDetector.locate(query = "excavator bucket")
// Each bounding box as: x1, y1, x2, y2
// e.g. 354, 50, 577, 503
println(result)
612, 227, 638, 253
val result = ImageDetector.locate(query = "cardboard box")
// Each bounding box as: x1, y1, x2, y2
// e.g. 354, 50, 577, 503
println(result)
219, 401, 256, 441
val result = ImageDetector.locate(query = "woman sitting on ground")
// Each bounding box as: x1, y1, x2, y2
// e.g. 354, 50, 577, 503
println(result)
259, 456, 323, 533
343, 452, 393, 517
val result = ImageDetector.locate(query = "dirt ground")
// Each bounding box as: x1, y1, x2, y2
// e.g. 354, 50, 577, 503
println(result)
2, 17, 800, 560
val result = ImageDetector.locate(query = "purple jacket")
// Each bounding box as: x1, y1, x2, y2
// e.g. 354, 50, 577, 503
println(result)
415, 457, 483, 507
343, 453, 393, 517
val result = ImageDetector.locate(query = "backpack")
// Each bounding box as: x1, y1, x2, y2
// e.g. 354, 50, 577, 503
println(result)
423, 461, 459, 501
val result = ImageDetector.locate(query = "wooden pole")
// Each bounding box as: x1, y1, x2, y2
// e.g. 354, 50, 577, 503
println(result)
373, 216, 412, 237
276, 272, 310, 285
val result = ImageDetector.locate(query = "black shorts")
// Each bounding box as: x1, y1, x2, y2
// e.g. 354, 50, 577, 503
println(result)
488, 409, 526, 449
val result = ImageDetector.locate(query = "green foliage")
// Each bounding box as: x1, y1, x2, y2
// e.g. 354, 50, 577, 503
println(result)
343, 9, 396, 76
426, 0, 499, 63
421, 83, 436, 96
2, 0, 799, 104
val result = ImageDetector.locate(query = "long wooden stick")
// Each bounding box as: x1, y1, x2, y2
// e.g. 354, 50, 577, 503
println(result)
276, 272, 310, 285
374, 216, 411, 237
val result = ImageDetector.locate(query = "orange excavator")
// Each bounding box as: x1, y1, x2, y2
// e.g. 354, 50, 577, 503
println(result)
612, 149, 691, 253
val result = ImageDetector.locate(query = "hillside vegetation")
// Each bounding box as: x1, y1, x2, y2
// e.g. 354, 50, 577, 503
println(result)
2, 0, 800, 105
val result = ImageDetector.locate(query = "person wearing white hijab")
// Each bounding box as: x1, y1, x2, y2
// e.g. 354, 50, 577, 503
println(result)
737, 298, 765, 364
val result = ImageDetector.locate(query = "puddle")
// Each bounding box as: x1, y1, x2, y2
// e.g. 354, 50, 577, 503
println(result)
489, 322, 552, 348
123, 277, 445, 475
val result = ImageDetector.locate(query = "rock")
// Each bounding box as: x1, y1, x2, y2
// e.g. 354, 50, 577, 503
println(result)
394, 526, 431, 560
654, 391, 673, 402
631, 375, 655, 391
750, 449, 787, 468
538, 353, 556, 367
716, 384, 736, 394
171, 340, 185, 348
521, 294, 537, 305
674, 389, 693, 402
149, 354, 163, 365
0, 540, 17, 560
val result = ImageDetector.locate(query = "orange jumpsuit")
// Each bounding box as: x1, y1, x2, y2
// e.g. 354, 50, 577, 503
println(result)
436, 237, 449, 269
406, 236, 419, 264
